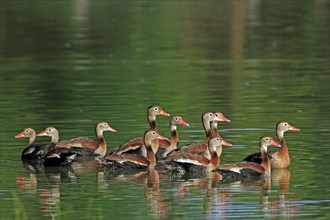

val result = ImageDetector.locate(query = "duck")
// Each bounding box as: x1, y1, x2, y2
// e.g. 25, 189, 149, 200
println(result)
100, 130, 168, 171
37, 127, 77, 166
108, 105, 170, 157
210, 112, 231, 156
156, 115, 189, 160
242, 122, 300, 168
15, 128, 46, 160
160, 137, 232, 175
56, 122, 117, 157
215, 136, 281, 179
167, 112, 230, 160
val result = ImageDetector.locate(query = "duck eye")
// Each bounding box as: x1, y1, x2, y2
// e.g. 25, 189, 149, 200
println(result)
209, 113, 213, 116
154, 107, 158, 111
48, 129, 52, 132
285, 123, 288, 126
266, 138, 269, 141
152, 132, 156, 135
25, 130, 29, 133
104, 123, 107, 126
175, 117, 178, 121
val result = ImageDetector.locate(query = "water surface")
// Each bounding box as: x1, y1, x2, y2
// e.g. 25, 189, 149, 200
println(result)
1, 1, 329, 219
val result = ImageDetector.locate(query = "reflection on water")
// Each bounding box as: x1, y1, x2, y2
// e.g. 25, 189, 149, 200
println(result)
145, 170, 169, 219
13, 159, 321, 219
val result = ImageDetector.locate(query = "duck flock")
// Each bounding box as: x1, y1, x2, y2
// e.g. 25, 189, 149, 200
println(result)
15, 105, 300, 180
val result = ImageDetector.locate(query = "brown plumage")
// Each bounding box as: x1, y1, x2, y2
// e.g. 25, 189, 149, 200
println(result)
167, 112, 230, 160
101, 130, 168, 170
160, 137, 232, 175
156, 116, 189, 160
243, 122, 300, 168
102, 154, 150, 169
216, 136, 281, 179
109, 105, 170, 157
56, 122, 117, 157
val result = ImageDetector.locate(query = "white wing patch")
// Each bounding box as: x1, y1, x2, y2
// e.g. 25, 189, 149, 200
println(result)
175, 158, 205, 166
126, 159, 147, 166
228, 168, 242, 173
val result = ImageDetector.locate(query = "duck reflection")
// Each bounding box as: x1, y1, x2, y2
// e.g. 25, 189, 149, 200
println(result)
17, 160, 44, 194
271, 169, 297, 218
18, 159, 102, 219
22, 159, 45, 175
145, 169, 169, 220
44, 166, 77, 184
272, 168, 290, 194
168, 170, 294, 219
96, 166, 109, 193
203, 173, 231, 217
70, 157, 100, 175
261, 168, 298, 218
38, 166, 76, 219
39, 183, 60, 219
167, 172, 225, 215
208, 177, 267, 219
103, 168, 169, 219
103, 166, 148, 183
17, 159, 296, 219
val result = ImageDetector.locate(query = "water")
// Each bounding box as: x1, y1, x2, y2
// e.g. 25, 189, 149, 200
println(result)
1, 1, 329, 219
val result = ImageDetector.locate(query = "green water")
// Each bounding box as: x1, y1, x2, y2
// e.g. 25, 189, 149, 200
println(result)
1, 1, 329, 219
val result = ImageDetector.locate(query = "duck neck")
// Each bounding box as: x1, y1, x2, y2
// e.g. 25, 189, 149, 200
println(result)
170, 125, 178, 145
207, 151, 220, 172
95, 138, 107, 156
145, 138, 159, 169
51, 133, 59, 145
260, 145, 271, 176
148, 115, 157, 132
95, 126, 107, 156
277, 128, 288, 154
203, 149, 212, 160
147, 147, 156, 170
46, 134, 59, 154
146, 145, 156, 169
216, 146, 223, 159
28, 132, 37, 146
96, 126, 104, 140
211, 122, 220, 138
202, 118, 212, 142
163, 125, 178, 157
